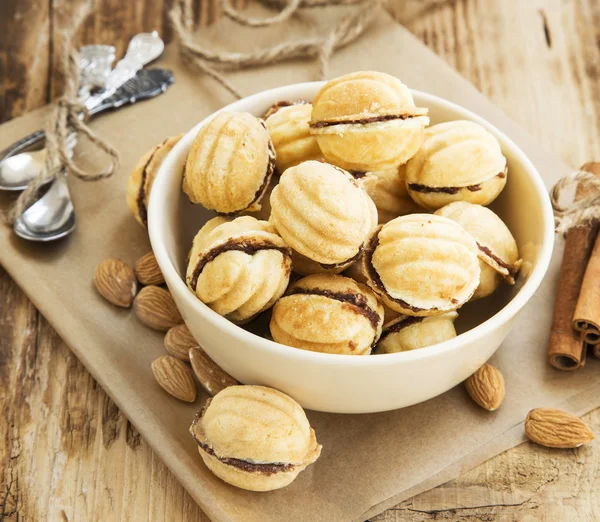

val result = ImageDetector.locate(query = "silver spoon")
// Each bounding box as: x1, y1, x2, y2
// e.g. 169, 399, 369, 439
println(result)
12, 32, 166, 242
0, 32, 164, 191
12, 68, 174, 241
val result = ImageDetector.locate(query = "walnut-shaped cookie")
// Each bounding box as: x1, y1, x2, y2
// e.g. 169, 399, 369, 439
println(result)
270, 274, 384, 355
126, 135, 182, 226
405, 120, 507, 210
183, 111, 275, 214
435, 202, 522, 300
270, 161, 375, 270
363, 214, 480, 316
186, 216, 292, 323
362, 166, 422, 224
375, 312, 458, 354
190, 385, 321, 491
309, 71, 429, 171
264, 101, 322, 173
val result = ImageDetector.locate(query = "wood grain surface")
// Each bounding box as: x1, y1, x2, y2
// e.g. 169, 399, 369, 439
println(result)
1, 1, 600, 520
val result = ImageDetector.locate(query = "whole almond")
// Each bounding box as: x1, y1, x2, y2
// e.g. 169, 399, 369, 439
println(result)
525, 408, 594, 448
189, 346, 239, 396
134, 252, 165, 286
152, 355, 197, 402
134, 286, 183, 331
464, 364, 505, 411
165, 324, 198, 360
94, 258, 137, 307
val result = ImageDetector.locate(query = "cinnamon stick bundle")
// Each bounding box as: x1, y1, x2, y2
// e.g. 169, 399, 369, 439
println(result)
547, 163, 600, 370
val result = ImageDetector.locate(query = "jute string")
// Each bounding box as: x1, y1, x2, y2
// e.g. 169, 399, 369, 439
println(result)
551, 170, 600, 234
6, 41, 119, 225
169, 0, 383, 99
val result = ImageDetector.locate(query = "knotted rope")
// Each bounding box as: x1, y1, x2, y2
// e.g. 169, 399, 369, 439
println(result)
6, 41, 119, 225
551, 170, 600, 234
169, 0, 382, 99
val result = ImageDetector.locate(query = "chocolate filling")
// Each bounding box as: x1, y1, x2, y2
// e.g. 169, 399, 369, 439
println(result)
288, 286, 381, 330
379, 317, 424, 341
137, 142, 164, 226
407, 170, 507, 195
263, 99, 308, 119
363, 228, 432, 314
310, 113, 418, 129
477, 243, 518, 276
190, 412, 293, 475
408, 183, 482, 195
319, 246, 363, 270
189, 238, 291, 291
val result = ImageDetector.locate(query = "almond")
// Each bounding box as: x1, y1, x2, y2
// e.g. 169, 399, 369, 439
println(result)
94, 258, 137, 307
464, 363, 505, 411
151, 355, 197, 402
165, 324, 198, 360
189, 346, 239, 396
134, 252, 165, 286
133, 286, 183, 331
525, 408, 594, 448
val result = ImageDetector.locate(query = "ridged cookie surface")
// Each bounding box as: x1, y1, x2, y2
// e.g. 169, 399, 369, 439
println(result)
435, 202, 521, 299
126, 135, 182, 226
309, 71, 429, 171
265, 102, 322, 173
363, 214, 480, 315
270, 273, 384, 355
362, 166, 422, 224
186, 216, 291, 323
405, 120, 507, 209
270, 161, 375, 266
376, 313, 458, 353
190, 386, 321, 491
183, 111, 275, 214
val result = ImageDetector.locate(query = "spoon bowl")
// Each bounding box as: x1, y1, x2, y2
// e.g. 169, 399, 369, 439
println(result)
13, 174, 76, 242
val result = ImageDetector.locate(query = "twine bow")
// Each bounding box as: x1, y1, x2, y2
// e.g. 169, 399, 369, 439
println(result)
6, 41, 119, 225
551, 170, 600, 234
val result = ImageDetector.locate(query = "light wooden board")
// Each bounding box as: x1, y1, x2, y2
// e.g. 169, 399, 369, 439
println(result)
1, 1, 600, 520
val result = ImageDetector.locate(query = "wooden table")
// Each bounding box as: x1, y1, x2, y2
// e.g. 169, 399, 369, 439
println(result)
2, 1, 599, 520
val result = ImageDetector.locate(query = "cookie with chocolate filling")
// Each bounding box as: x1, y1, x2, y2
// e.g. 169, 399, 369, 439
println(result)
190, 385, 321, 491
186, 216, 292, 323
309, 71, 429, 171
264, 101, 322, 173
362, 214, 481, 316
270, 160, 376, 268
270, 274, 384, 355
375, 312, 458, 354
435, 202, 522, 300
361, 165, 422, 224
405, 120, 507, 210
126, 135, 182, 227
183, 111, 275, 214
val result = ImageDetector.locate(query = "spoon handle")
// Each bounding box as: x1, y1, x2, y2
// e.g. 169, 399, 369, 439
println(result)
0, 68, 174, 161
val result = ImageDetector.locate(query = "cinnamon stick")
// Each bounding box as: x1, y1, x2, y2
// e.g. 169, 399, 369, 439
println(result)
573, 230, 600, 344
547, 163, 600, 370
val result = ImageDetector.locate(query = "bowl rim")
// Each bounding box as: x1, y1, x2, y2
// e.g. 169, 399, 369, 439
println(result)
148, 80, 555, 367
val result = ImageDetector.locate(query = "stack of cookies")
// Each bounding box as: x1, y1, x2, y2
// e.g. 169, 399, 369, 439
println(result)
128, 71, 522, 356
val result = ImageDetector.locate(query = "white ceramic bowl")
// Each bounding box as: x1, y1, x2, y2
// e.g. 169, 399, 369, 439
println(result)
149, 82, 554, 414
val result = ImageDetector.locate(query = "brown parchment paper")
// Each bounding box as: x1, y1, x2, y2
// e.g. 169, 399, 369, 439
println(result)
1, 7, 600, 522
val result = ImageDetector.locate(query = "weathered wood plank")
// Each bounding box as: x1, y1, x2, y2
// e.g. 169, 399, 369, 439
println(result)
0, 0, 50, 122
